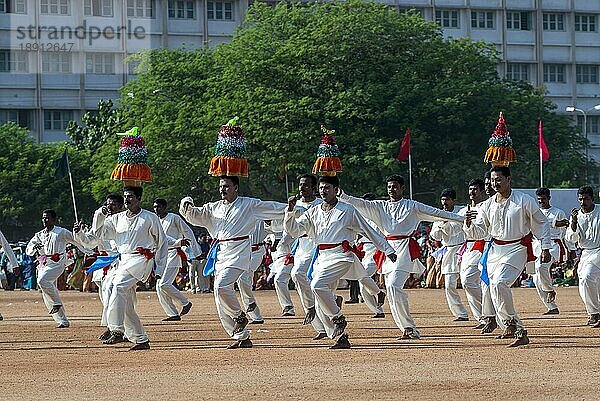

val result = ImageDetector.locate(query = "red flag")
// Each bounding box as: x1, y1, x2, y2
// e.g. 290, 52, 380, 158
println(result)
538, 120, 549, 162
396, 128, 411, 161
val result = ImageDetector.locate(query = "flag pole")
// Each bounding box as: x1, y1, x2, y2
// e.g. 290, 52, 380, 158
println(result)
539, 146, 543, 188
408, 152, 413, 200
65, 149, 79, 221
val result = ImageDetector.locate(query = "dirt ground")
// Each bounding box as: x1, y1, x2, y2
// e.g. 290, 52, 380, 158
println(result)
0, 285, 599, 401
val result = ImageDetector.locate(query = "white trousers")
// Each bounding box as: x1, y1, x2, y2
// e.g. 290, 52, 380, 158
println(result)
106, 269, 149, 344
578, 262, 600, 315
481, 280, 496, 318
488, 264, 523, 329
237, 270, 264, 322
214, 267, 250, 340
358, 275, 384, 315
311, 261, 350, 339
156, 262, 189, 317
189, 259, 210, 291
534, 260, 558, 310
274, 262, 294, 310
94, 267, 116, 327
292, 256, 325, 334
98, 268, 116, 327
444, 273, 468, 319
385, 270, 419, 336
460, 263, 483, 322
37, 263, 69, 325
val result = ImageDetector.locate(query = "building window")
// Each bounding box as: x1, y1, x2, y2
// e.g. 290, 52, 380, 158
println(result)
577, 115, 600, 135
86, 53, 115, 74
127, 0, 153, 18
576, 65, 599, 84
44, 110, 73, 130
207, 1, 233, 21
168, 0, 194, 19
40, 0, 70, 15
0, 50, 28, 72
0, 110, 30, 128
506, 11, 531, 31
543, 64, 565, 83
542, 13, 564, 31
0, 0, 26, 13
435, 9, 459, 28
84, 0, 113, 17
471, 11, 494, 29
575, 15, 596, 32
506, 63, 529, 81
41, 53, 71, 73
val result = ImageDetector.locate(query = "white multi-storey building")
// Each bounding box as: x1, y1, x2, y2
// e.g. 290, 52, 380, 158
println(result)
1, 0, 599, 174
0, 0, 247, 141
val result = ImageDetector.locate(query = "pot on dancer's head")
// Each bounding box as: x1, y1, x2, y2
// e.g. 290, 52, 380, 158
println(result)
110, 127, 153, 187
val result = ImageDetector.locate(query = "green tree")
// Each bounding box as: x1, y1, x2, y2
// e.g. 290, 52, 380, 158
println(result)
0, 123, 96, 239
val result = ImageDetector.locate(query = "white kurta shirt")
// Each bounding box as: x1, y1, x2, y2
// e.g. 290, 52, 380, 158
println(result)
292, 198, 323, 262
533, 206, 569, 260
158, 212, 202, 275
284, 200, 395, 279
565, 205, 600, 250
0, 229, 18, 270
565, 205, 600, 270
75, 208, 118, 254
457, 203, 485, 270
26, 226, 77, 269
464, 190, 550, 271
250, 221, 267, 246
338, 192, 464, 274
179, 196, 286, 272
91, 209, 168, 281
430, 206, 466, 274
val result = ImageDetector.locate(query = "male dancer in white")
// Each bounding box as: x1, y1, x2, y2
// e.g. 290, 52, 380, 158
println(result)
534, 187, 570, 315
180, 176, 287, 349
457, 179, 487, 330
153, 198, 199, 321
289, 174, 328, 339
236, 220, 266, 324
0, 228, 19, 321
339, 174, 463, 339
285, 175, 397, 349
78, 186, 168, 350
76, 194, 124, 340
565, 186, 600, 326
431, 188, 469, 321
26, 209, 79, 328
477, 171, 500, 334
464, 166, 551, 347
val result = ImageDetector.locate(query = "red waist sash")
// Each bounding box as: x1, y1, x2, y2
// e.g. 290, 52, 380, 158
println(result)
492, 234, 535, 263
469, 240, 486, 253
175, 247, 188, 263
136, 247, 155, 260
373, 235, 420, 271
553, 238, 566, 263
317, 240, 365, 261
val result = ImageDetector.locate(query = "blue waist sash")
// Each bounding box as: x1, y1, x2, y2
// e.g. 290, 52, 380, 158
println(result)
85, 254, 119, 274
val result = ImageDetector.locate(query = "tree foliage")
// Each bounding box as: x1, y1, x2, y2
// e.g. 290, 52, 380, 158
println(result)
91, 0, 591, 205
0, 123, 96, 239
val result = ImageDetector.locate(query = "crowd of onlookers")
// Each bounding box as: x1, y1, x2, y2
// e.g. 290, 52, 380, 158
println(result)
0, 222, 577, 294
0, 243, 37, 291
